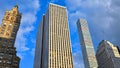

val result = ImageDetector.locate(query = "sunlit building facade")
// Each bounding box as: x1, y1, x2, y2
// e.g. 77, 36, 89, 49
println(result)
96, 40, 120, 68
34, 3, 73, 68
77, 19, 98, 68
0, 5, 22, 68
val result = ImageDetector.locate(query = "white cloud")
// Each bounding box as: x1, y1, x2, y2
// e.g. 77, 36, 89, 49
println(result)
65, 0, 82, 11
71, 41, 84, 68
15, 0, 40, 55
73, 51, 84, 68
17, 52, 26, 60
32, 0, 40, 10
15, 26, 34, 52
21, 13, 36, 26
65, 0, 120, 67
31, 48, 35, 57
15, 0, 40, 59
31, 39, 36, 46
66, 0, 111, 11
66, 0, 120, 44
68, 11, 86, 34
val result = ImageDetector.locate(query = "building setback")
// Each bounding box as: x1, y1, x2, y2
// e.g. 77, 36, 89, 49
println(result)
96, 40, 120, 68
76, 19, 98, 68
34, 3, 73, 68
0, 5, 22, 68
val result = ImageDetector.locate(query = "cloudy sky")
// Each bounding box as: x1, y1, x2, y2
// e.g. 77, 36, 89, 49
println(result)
0, 0, 120, 68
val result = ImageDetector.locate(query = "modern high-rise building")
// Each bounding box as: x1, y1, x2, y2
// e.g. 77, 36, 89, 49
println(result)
34, 3, 73, 68
0, 5, 22, 68
76, 19, 98, 68
96, 40, 120, 68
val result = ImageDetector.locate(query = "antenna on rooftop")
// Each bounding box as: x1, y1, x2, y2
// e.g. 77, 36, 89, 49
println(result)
102, 30, 106, 41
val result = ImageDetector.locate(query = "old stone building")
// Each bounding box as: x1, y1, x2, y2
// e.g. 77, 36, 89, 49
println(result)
0, 5, 22, 68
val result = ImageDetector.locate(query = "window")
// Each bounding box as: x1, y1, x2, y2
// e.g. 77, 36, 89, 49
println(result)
8, 25, 11, 31
2, 24, 6, 29
8, 42, 13, 47
11, 17, 14, 20
6, 32, 9, 36
4, 39, 8, 42
9, 55, 12, 57
0, 32, 4, 34
0, 53, 4, 59
7, 61, 11, 64
8, 13, 10, 15
6, 67, 10, 68
0, 38, 2, 41
10, 39, 14, 43
0, 60, 2, 63
6, 16, 9, 19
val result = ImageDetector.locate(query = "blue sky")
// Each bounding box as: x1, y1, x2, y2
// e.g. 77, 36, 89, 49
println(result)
0, 0, 120, 68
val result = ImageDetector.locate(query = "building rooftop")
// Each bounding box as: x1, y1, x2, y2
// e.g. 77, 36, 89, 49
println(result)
49, 3, 66, 8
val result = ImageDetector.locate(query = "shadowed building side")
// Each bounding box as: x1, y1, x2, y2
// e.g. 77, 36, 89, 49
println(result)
117, 46, 120, 54
96, 40, 120, 68
34, 15, 45, 68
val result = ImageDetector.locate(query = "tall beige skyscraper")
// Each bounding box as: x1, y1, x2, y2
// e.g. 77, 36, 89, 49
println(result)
77, 19, 98, 68
34, 3, 73, 68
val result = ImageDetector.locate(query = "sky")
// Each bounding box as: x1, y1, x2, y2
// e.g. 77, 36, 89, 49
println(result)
0, 0, 120, 68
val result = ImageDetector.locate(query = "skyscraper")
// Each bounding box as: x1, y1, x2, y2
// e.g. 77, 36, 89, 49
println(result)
96, 40, 120, 68
34, 3, 73, 68
76, 19, 98, 68
0, 5, 22, 68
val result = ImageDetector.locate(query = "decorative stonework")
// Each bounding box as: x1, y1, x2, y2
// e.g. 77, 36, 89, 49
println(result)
0, 5, 21, 68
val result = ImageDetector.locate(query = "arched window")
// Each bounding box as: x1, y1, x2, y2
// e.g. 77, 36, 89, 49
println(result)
6, 16, 9, 19
11, 17, 14, 20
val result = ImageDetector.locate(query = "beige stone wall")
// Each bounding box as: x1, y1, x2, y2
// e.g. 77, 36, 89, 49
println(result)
0, 6, 21, 39
107, 41, 120, 58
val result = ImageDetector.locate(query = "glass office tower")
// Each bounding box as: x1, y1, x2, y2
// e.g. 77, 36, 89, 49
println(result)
77, 19, 98, 68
